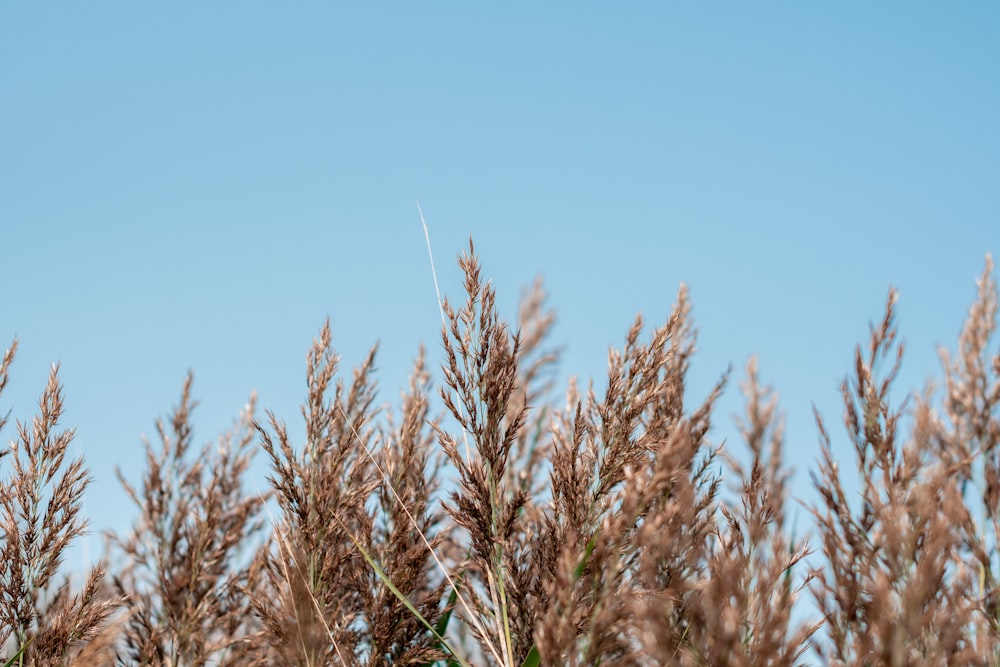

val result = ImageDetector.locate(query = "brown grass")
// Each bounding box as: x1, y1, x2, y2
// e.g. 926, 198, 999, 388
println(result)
0, 244, 997, 665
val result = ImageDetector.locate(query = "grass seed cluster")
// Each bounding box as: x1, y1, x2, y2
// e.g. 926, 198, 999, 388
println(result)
1, 243, 998, 666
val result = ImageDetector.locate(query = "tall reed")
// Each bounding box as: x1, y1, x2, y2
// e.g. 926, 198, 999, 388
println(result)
0, 343, 120, 666
0, 246, 996, 666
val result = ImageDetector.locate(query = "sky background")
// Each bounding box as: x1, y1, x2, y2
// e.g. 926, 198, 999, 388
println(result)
2, 3, 998, 585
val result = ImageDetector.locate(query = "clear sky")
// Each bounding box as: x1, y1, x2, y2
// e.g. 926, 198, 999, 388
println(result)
2, 3, 998, 574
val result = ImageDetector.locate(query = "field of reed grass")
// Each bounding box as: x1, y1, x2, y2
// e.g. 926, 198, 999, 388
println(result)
1, 241, 998, 666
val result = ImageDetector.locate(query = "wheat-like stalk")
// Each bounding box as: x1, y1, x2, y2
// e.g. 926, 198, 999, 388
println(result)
1, 245, 998, 666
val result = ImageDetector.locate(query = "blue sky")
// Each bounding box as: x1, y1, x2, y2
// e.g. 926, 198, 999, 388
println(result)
2, 3, 998, 575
